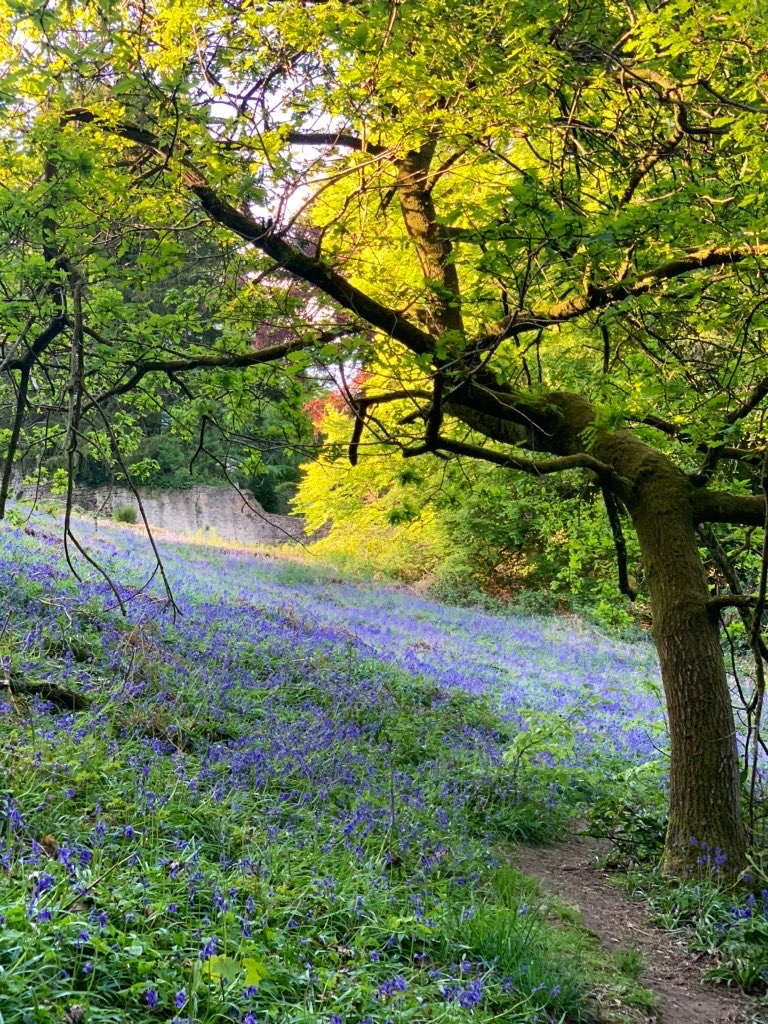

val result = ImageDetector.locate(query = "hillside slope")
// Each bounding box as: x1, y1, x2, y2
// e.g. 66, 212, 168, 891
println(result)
0, 520, 667, 1023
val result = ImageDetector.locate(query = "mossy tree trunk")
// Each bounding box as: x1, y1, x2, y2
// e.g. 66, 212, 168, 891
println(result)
622, 452, 746, 875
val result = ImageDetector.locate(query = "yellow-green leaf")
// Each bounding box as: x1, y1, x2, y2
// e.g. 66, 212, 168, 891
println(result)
242, 958, 269, 986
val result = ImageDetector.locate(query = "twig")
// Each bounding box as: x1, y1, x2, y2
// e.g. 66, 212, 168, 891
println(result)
0, 366, 31, 520
81, 384, 180, 619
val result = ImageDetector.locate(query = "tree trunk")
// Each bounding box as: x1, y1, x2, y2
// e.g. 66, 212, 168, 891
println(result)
453, 391, 748, 875
623, 453, 747, 875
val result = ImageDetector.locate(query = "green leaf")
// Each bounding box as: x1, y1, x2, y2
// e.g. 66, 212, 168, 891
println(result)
351, 23, 369, 47
242, 957, 270, 985
203, 954, 243, 984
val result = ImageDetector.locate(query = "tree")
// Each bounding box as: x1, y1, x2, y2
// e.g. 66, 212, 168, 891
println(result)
3, 0, 768, 873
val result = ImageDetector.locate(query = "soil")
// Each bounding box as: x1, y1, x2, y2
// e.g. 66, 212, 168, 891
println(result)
513, 834, 767, 1024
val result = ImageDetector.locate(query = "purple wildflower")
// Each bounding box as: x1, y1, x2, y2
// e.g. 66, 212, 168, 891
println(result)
378, 975, 407, 1000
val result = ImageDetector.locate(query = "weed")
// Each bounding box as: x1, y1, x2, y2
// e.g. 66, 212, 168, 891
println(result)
613, 948, 644, 981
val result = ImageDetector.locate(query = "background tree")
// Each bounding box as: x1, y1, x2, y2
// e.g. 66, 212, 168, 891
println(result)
2, 0, 768, 872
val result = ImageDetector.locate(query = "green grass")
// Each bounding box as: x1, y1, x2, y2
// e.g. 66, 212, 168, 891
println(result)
626, 864, 768, 996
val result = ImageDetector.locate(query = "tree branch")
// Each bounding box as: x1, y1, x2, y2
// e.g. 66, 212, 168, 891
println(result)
616, 127, 684, 210
691, 489, 767, 527
0, 366, 31, 519
698, 522, 768, 662
404, 433, 616, 481
83, 334, 339, 411
347, 389, 431, 466
602, 487, 637, 600
65, 108, 436, 357
707, 593, 760, 611
489, 246, 754, 344
394, 139, 464, 336
699, 79, 768, 115
747, 451, 768, 833
1, 314, 68, 373
284, 131, 388, 156
725, 375, 768, 426
638, 415, 760, 481
67, 107, 760, 378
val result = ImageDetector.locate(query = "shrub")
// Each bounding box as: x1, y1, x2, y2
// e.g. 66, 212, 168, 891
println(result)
112, 505, 137, 524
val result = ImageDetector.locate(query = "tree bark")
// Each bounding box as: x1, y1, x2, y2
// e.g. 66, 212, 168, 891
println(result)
591, 433, 747, 874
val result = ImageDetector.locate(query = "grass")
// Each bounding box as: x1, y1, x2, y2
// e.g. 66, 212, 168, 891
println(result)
0, 516, 763, 1021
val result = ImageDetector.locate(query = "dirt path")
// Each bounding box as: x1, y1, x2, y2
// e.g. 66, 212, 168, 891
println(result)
513, 835, 765, 1024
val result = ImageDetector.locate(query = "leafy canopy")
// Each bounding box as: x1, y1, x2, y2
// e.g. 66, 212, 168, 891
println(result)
1, 0, 767, 523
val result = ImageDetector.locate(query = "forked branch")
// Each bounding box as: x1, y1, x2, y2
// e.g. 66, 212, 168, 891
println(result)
347, 389, 430, 466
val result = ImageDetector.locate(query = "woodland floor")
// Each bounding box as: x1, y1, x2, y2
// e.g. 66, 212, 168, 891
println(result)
513, 835, 767, 1024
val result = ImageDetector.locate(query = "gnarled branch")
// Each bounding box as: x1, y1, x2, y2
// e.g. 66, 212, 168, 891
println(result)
84, 333, 344, 411
488, 246, 753, 345
347, 389, 430, 466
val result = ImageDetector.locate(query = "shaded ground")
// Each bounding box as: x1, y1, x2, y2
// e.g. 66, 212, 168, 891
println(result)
514, 835, 766, 1024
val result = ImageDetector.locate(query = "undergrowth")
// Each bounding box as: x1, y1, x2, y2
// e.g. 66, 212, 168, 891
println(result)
625, 854, 768, 996
0, 522, 655, 1024
584, 772, 768, 1000
2, 519, 765, 1021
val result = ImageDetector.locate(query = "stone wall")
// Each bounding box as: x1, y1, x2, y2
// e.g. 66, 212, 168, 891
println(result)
15, 482, 311, 546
